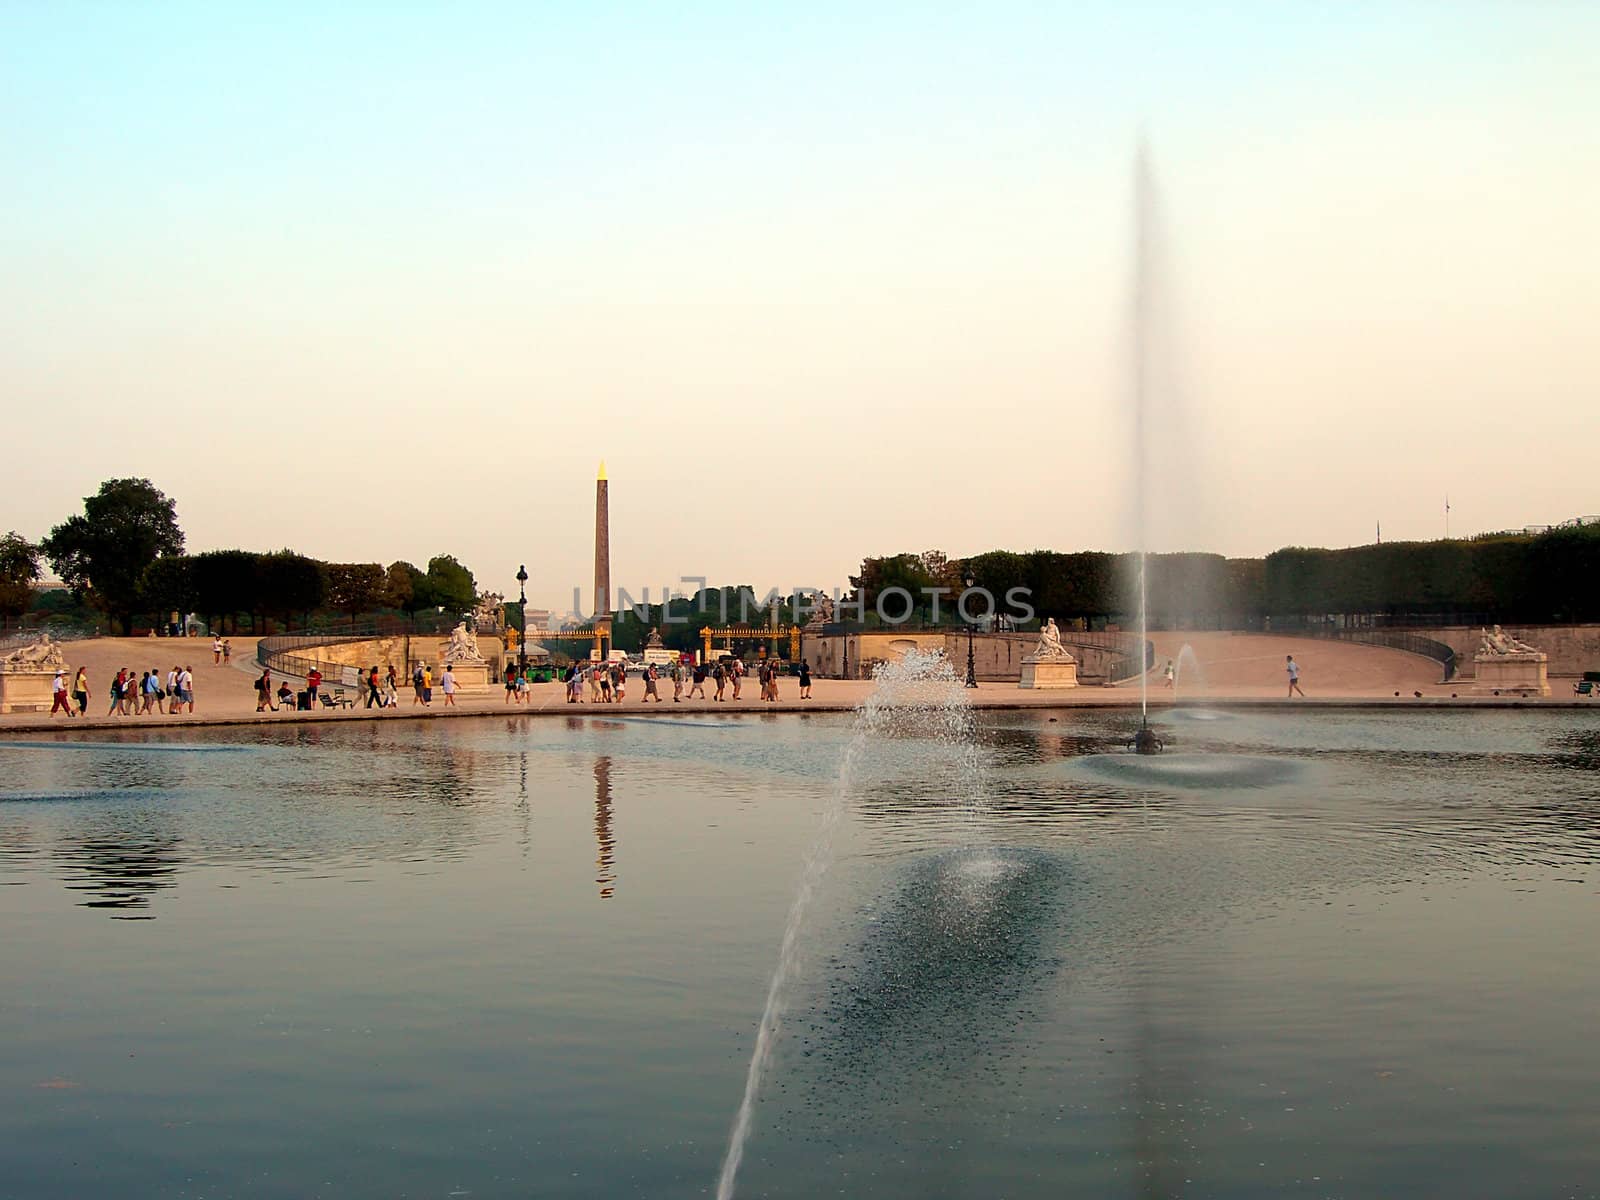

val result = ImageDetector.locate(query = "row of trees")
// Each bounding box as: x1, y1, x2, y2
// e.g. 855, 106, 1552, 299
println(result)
856, 548, 1263, 630
1263, 526, 1600, 624
3, 478, 478, 635
858, 525, 1600, 629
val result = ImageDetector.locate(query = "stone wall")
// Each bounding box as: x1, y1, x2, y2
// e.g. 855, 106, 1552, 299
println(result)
801, 630, 1142, 683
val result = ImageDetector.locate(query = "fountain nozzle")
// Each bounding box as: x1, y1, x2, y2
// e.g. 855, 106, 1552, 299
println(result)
1131, 721, 1164, 755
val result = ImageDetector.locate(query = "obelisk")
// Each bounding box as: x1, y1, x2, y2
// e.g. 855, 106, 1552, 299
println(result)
594, 460, 611, 662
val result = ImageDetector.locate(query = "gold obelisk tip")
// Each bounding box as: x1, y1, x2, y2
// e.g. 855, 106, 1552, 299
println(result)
597, 460, 607, 481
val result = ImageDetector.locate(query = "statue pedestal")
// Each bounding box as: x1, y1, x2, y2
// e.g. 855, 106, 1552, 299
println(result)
1019, 657, 1078, 689
1473, 653, 1549, 696
443, 662, 491, 689
0, 671, 58, 713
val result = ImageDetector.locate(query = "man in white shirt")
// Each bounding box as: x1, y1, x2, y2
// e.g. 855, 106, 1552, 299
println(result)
440, 666, 458, 706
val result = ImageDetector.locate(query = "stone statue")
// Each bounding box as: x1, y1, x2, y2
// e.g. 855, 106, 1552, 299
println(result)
1, 633, 65, 672
471, 593, 504, 632
444, 622, 485, 663
804, 594, 835, 629
1031, 618, 1075, 662
1479, 624, 1538, 657
646, 626, 663, 648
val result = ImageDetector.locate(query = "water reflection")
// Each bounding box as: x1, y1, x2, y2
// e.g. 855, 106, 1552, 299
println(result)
58, 828, 184, 919
595, 755, 617, 899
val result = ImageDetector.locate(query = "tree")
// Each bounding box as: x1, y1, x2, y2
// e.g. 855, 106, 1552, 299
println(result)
423, 554, 475, 617
190, 550, 262, 635
259, 550, 327, 630
138, 555, 196, 629
0, 532, 41, 629
385, 561, 423, 616
42, 478, 184, 633
325, 562, 387, 628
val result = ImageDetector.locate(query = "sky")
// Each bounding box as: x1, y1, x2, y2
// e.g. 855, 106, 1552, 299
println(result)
3, 2, 1596, 611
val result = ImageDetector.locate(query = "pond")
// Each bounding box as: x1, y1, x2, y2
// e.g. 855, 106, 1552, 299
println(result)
2, 702, 1598, 1198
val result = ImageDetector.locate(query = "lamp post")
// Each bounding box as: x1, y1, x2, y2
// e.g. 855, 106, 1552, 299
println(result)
515, 564, 529, 675
963, 576, 978, 689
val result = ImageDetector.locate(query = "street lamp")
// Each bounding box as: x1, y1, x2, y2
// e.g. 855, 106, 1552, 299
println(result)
515, 564, 529, 674
963, 575, 978, 689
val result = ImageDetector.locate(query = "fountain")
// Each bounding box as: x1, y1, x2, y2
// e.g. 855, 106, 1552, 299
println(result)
715, 650, 979, 1199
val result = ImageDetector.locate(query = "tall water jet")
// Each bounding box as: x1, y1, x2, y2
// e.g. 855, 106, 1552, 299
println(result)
1132, 138, 1155, 728
715, 650, 979, 1200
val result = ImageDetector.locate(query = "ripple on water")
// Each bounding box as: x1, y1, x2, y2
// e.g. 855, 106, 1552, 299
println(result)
1076, 752, 1302, 789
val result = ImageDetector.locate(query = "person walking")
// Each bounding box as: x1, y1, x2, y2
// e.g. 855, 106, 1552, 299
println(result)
688, 661, 707, 699
222, 639, 232, 666
422, 664, 433, 706
50, 670, 73, 716
1163, 660, 1175, 689
643, 663, 660, 702
212, 637, 223, 665
412, 663, 425, 705
386, 664, 399, 698
149, 666, 167, 714
798, 661, 812, 699
504, 665, 518, 704
72, 666, 88, 716
730, 658, 743, 701
712, 661, 726, 701
366, 665, 383, 709
306, 667, 322, 708
178, 665, 195, 713
255, 669, 274, 712
670, 660, 684, 702
599, 666, 613, 703
441, 664, 459, 706
107, 669, 125, 716
587, 664, 602, 703
1286, 655, 1306, 698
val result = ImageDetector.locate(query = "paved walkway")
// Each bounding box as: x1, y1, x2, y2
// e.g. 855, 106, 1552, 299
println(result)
2, 633, 1591, 735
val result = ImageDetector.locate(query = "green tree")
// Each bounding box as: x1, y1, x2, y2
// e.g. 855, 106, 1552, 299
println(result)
42, 478, 184, 633
138, 555, 196, 629
0, 532, 42, 629
423, 554, 476, 617
325, 562, 387, 628
259, 550, 327, 630
384, 560, 423, 617
191, 549, 263, 635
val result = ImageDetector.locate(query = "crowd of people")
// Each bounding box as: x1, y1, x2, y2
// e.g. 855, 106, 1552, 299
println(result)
49, 664, 198, 717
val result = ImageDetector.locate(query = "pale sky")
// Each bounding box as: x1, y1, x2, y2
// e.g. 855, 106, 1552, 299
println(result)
3, 2, 1595, 611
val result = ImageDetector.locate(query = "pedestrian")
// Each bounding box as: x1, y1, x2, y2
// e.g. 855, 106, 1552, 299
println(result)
72, 666, 88, 715
212, 637, 223, 665
422, 664, 433, 705
1286, 655, 1306, 698
255, 669, 273, 712
730, 658, 743, 700
107, 669, 125, 716
643, 663, 660, 702
799, 661, 812, 699
768, 663, 781, 702
386, 664, 398, 697
600, 668, 612, 703
670, 659, 684, 702
366, 665, 383, 709
689, 661, 707, 699
441, 664, 458, 706
306, 667, 322, 707
412, 664, 425, 705
713, 661, 727, 701
587, 664, 601, 702
50, 670, 73, 716
167, 665, 180, 715
179, 665, 195, 712
149, 665, 166, 714
1163, 660, 1175, 689
222, 639, 232, 665
504, 665, 518, 704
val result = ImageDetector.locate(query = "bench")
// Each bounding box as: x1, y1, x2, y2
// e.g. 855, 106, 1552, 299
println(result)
319, 688, 354, 709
